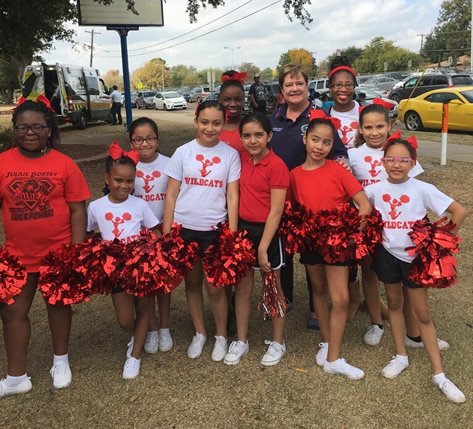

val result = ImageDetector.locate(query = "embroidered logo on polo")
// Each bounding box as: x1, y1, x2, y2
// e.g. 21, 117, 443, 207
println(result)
105, 212, 132, 238
7, 178, 55, 221
339, 121, 359, 146
364, 156, 383, 178
136, 169, 161, 193
195, 154, 221, 177
382, 193, 410, 220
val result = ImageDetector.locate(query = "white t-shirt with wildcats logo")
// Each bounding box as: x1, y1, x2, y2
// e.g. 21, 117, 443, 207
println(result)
134, 154, 170, 223
329, 103, 359, 149
87, 195, 159, 243
349, 144, 424, 187
364, 178, 453, 262
165, 139, 241, 231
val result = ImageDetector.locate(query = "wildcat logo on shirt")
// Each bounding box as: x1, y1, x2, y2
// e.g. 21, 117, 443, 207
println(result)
195, 154, 221, 177
382, 193, 416, 229
339, 121, 359, 146
136, 169, 161, 193
104, 212, 135, 241
364, 156, 383, 178
7, 178, 55, 221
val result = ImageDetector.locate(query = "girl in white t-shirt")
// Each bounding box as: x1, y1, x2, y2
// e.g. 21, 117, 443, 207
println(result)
87, 147, 159, 380
364, 138, 467, 403
163, 100, 240, 362
350, 104, 425, 348
130, 117, 173, 356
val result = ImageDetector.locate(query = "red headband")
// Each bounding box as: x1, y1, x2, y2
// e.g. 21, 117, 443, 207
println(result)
16, 94, 55, 113
109, 141, 140, 165
221, 71, 247, 84
309, 109, 341, 130
328, 65, 356, 80
384, 131, 418, 158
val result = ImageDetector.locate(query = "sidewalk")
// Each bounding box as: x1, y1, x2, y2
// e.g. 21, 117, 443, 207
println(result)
418, 139, 473, 163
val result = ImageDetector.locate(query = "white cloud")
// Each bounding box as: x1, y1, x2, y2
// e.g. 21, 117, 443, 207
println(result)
42, 0, 441, 75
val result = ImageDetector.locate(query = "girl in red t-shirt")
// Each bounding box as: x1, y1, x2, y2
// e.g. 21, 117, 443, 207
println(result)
0, 99, 90, 398
289, 113, 372, 380
223, 113, 289, 367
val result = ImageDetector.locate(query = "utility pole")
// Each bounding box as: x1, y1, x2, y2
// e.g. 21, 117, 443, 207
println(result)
471, 0, 473, 72
85, 28, 101, 67
417, 33, 426, 52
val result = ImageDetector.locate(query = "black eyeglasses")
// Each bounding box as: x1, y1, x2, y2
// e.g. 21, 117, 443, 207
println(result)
131, 136, 158, 145
331, 83, 355, 90
14, 124, 50, 134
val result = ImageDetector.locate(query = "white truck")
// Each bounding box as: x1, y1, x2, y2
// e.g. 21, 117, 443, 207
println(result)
22, 63, 112, 129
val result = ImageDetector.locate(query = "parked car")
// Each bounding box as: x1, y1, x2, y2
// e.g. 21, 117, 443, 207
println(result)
361, 76, 400, 93
309, 78, 330, 92
202, 92, 219, 102
388, 73, 473, 103
180, 87, 193, 102
153, 91, 187, 110
189, 86, 210, 102
136, 90, 157, 109
397, 86, 473, 131
264, 82, 282, 112
120, 91, 139, 107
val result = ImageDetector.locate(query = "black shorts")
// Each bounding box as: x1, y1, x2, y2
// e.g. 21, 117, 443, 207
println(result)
371, 245, 421, 289
180, 227, 220, 257
239, 219, 284, 270
300, 251, 358, 283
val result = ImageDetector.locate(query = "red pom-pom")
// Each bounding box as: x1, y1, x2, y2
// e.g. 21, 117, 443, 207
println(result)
39, 243, 91, 305
357, 209, 384, 261
407, 218, 460, 288
202, 223, 256, 288
121, 228, 197, 296
75, 236, 126, 295
256, 270, 286, 319
0, 248, 27, 305
280, 201, 317, 254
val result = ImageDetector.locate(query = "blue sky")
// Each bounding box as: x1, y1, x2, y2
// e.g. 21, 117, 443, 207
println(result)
44, 0, 444, 74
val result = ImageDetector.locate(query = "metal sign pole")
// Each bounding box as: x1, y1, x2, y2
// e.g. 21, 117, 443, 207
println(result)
118, 28, 132, 131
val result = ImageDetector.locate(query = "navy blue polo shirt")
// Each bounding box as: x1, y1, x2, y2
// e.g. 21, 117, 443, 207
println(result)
269, 103, 348, 171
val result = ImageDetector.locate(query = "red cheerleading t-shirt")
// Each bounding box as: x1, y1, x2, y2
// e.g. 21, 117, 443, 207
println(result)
0, 148, 91, 272
289, 159, 362, 213
220, 128, 245, 153
239, 149, 289, 222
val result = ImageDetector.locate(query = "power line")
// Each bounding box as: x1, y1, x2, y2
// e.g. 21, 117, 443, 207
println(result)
97, 0, 283, 58
105, 0, 254, 53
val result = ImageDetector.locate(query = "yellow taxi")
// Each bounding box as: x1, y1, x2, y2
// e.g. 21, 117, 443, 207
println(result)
398, 86, 473, 131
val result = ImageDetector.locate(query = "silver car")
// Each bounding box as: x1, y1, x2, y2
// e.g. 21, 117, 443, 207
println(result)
153, 91, 187, 110
136, 90, 157, 109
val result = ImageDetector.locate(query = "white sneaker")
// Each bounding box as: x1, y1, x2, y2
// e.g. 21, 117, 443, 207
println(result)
211, 336, 228, 362
50, 362, 72, 389
0, 377, 32, 398
434, 377, 466, 403
126, 336, 135, 358
261, 340, 286, 366
315, 342, 329, 367
382, 355, 409, 379
122, 357, 141, 379
187, 332, 207, 359
405, 336, 450, 351
144, 331, 159, 354
158, 328, 174, 352
323, 358, 365, 380
364, 325, 384, 346
224, 340, 249, 365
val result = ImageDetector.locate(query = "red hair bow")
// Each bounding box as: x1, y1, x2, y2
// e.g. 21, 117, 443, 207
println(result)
385, 130, 418, 153
373, 98, 395, 111
221, 71, 247, 84
16, 94, 55, 112
309, 109, 341, 130
109, 141, 140, 165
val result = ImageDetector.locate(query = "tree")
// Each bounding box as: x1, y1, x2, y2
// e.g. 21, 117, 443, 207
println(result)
277, 48, 316, 76
132, 58, 168, 90
0, 1, 76, 79
260, 67, 275, 81
422, 0, 471, 64
102, 69, 123, 90
95, 0, 313, 27
322, 46, 363, 74
169, 65, 200, 87
354, 37, 422, 73
237, 63, 261, 81
0, 56, 20, 103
